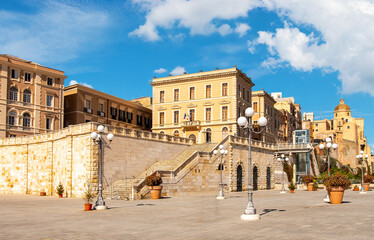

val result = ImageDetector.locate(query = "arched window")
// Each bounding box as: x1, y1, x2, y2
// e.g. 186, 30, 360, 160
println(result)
23, 89, 31, 103
173, 130, 179, 136
23, 113, 31, 127
9, 87, 18, 101
159, 131, 165, 135
188, 134, 196, 143
222, 127, 229, 139
8, 111, 17, 125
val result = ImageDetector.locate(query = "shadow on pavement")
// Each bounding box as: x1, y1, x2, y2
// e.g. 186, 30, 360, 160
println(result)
260, 208, 286, 216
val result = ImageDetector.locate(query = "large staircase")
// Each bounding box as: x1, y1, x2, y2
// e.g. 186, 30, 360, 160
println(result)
103, 143, 218, 199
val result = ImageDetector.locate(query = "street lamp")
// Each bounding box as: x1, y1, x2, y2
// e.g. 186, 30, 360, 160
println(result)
90, 125, 114, 210
356, 151, 369, 194
237, 107, 268, 221
213, 145, 228, 200
276, 153, 289, 194
319, 137, 338, 202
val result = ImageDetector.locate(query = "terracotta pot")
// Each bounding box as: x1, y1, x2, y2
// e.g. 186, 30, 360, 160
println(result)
364, 183, 370, 191
313, 189, 317, 191
149, 186, 163, 199
290, 190, 294, 193
307, 183, 313, 191
84, 204, 92, 211
328, 187, 345, 204
59, 194, 63, 198
40, 192, 46, 196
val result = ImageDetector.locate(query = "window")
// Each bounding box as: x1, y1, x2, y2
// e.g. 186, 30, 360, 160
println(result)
174, 89, 179, 101
173, 130, 179, 136
110, 107, 117, 119
346, 119, 348, 123
348, 126, 350, 129
137, 115, 143, 126
222, 106, 228, 120
46, 118, 52, 130
189, 109, 195, 121
47, 95, 53, 107
127, 112, 133, 123
159, 112, 165, 125
238, 84, 241, 97
347, 113, 350, 116
23, 113, 31, 127
174, 111, 179, 124
24, 73, 31, 82
206, 85, 211, 98
86, 100, 91, 109
85, 120, 91, 123
119, 110, 126, 121
160, 91, 165, 103
98, 103, 104, 112
10, 134, 17, 138
222, 83, 228, 96
23, 89, 31, 103
189, 87, 195, 100
47, 77, 53, 86
11, 69, 18, 79
206, 108, 211, 121
253, 102, 258, 112
242, 88, 245, 100
247, 90, 250, 102
9, 87, 18, 101
8, 111, 16, 125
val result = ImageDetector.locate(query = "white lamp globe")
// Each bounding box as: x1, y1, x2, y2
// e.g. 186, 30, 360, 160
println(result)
277, 157, 281, 162
97, 125, 105, 133
90, 132, 98, 140
359, 154, 363, 158
360, 150, 364, 154
326, 137, 332, 143
281, 154, 285, 158
220, 149, 225, 154
285, 157, 289, 161
356, 155, 360, 159
219, 145, 224, 149
365, 154, 369, 158
213, 150, 218, 155
237, 116, 248, 127
107, 133, 114, 141
245, 107, 255, 118
224, 150, 228, 155
258, 116, 267, 127
332, 143, 338, 149
319, 144, 325, 150
326, 142, 332, 148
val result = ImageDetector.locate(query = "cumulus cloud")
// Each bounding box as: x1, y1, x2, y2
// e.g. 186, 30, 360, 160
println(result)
235, 23, 251, 37
154, 68, 167, 74
129, 0, 259, 41
0, 0, 110, 64
170, 66, 186, 76
256, 0, 374, 95
69, 80, 93, 89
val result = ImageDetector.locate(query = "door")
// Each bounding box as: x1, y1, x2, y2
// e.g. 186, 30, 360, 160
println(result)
237, 165, 242, 191
266, 167, 271, 190
253, 166, 258, 191
206, 128, 212, 143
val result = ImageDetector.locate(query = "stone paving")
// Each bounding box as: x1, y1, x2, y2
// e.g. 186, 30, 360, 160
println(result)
0, 189, 373, 240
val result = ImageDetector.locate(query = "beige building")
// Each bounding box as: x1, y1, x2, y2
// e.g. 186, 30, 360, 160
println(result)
251, 90, 283, 143
151, 67, 254, 143
0, 54, 67, 138
304, 99, 372, 168
64, 84, 152, 131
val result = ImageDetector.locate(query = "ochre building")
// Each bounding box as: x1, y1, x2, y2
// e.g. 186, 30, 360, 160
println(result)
64, 84, 152, 131
151, 67, 254, 143
0, 54, 67, 138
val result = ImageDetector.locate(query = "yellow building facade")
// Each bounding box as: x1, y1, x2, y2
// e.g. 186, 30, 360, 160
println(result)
151, 67, 254, 143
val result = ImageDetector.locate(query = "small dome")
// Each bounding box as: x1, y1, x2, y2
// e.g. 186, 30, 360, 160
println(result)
334, 99, 351, 112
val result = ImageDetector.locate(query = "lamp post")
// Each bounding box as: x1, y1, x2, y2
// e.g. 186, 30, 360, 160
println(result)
319, 137, 338, 202
276, 153, 289, 194
356, 151, 369, 194
237, 107, 268, 221
90, 125, 114, 210
213, 145, 228, 199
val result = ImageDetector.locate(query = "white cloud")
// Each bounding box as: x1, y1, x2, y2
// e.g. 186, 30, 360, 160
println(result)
0, 0, 110, 64
154, 68, 167, 74
170, 66, 186, 76
235, 23, 251, 37
130, 0, 259, 41
257, 0, 374, 95
69, 80, 93, 89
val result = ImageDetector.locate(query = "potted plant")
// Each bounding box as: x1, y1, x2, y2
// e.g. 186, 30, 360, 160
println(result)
324, 173, 351, 204
145, 172, 163, 199
363, 175, 373, 191
353, 185, 359, 191
56, 183, 64, 198
302, 175, 315, 191
313, 181, 318, 191
288, 181, 296, 193
83, 187, 95, 211
40, 189, 46, 196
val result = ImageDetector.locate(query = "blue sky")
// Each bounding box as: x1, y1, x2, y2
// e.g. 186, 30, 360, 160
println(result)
1, 0, 374, 149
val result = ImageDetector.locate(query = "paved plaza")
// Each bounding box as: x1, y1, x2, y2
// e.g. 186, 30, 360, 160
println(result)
0, 189, 373, 240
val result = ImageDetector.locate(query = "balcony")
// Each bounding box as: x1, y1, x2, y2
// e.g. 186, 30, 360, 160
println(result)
97, 111, 105, 117
84, 108, 92, 114
182, 120, 200, 130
